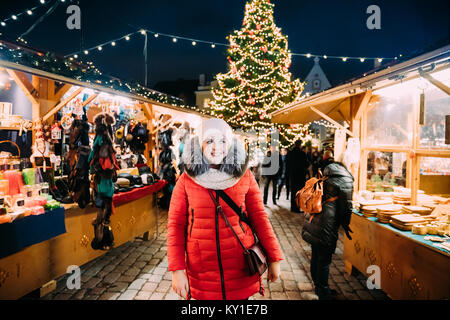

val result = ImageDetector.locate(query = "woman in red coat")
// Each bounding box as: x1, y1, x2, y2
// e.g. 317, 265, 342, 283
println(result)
167, 118, 283, 300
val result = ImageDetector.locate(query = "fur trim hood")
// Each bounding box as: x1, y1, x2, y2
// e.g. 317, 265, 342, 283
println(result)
180, 135, 249, 190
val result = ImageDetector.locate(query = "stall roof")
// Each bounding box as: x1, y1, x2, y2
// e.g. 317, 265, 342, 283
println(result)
271, 44, 450, 125
0, 40, 209, 117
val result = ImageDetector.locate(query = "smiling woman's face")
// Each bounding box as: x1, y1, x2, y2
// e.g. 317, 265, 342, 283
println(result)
202, 132, 229, 165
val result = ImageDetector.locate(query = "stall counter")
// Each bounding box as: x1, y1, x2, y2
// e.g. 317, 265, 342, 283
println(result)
0, 180, 166, 300
344, 211, 450, 300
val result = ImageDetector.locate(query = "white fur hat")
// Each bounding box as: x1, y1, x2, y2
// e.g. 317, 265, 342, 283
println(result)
201, 118, 233, 146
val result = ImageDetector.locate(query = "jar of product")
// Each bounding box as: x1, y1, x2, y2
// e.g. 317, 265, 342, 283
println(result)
20, 185, 33, 198
32, 184, 41, 197
40, 183, 49, 196
13, 194, 25, 210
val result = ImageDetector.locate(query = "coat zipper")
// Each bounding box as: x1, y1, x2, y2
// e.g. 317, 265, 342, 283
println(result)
215, 193, 226, 300
189, 208, 194, 238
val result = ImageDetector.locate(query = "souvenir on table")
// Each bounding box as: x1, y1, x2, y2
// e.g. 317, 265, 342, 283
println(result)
401, 206, 433, 215
411, 224, 428, 235
389, 214, 433, 231
376, 205, 403, 223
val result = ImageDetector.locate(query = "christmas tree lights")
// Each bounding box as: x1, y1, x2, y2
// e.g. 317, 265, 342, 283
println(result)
207, 0, 305, 147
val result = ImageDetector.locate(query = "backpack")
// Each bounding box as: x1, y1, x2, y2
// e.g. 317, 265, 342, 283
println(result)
295, 170, 338, 221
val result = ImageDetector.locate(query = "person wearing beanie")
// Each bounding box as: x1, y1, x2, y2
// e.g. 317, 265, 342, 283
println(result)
168, 118, 283, 300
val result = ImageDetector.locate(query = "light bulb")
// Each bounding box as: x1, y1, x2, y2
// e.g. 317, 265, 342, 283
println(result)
27, 10, 33, 15
140, 29, 146, 35
111, 41, 116, 46
192, 41, 196, 46
377, 58, 383, 63
1, 22, 5, 26
97, 46, 102, 51
74, 54, 78, 58
306, 53, 311, 58
173, 38, 177, 42
342, 57, 347, 62
154, 33, 159, 38
125, 35, 130, 40
12, 15, 17, 20
360, 58, 365, 62
84, 50, 88, 55
40, 0, 45, 3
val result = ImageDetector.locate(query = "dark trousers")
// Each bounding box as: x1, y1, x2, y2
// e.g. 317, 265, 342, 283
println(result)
277, 178, 287, 199
310, 245, 333, 300
263, 175, 277, 205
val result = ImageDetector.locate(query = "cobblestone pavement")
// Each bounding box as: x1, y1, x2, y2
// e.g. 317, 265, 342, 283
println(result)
37, 188, 389, 301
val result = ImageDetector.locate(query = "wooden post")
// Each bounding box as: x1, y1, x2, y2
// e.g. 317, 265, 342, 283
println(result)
411, 93, 420, 205
310, 106, 354, 137
81, 94, 98, 107
42, 87, 83, 122
359, 107, 368, 192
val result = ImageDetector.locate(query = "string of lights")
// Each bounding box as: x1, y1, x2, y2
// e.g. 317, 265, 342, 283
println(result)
63, 27, 397, 62
0, 0, 67, 27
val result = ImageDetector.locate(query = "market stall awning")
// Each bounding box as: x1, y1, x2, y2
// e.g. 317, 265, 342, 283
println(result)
270, 92, 357, 125
271, 44, 450, 126
0, 40, 208, 118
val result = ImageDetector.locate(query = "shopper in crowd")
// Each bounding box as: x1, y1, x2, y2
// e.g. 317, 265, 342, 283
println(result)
167, 118, 283, 300
302, 159, 354, 300
310, 149, 322, 177
277, 147, 288, 200
318, 149, 335, 173
262, 145, 280, 206
286, 140, 310, 213
249, 147, 263, 187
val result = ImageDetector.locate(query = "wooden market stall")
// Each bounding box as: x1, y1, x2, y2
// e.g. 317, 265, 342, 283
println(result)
0, 41, 208, 299
271, 44, 450, 299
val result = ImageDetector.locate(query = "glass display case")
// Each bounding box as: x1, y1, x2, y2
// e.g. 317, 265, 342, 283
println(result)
366, 151, 407, 191
365, 84, 414, 147
419, 69, 450, 149
359, 66, 450, 204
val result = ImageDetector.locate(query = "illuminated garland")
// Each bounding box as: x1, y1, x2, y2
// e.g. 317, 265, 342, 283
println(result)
0, 0, 57, 28
207, 0, 307, 147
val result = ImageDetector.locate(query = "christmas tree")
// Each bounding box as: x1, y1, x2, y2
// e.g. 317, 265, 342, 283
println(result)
208, 0, 305, 147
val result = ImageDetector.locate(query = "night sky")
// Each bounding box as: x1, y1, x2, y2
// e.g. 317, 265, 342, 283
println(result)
0, 0, 449, 91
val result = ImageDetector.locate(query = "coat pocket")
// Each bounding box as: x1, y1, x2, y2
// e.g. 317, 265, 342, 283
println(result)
186, 239, 202, 273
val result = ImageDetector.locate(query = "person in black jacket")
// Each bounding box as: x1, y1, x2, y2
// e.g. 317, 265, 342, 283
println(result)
277, 148, 288, 200
317, 149, 335, 174
301, 161, 354, 300
262, 145, 280, 205
286, 140, 310, 212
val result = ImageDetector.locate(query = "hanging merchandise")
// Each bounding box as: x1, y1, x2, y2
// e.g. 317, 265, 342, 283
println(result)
66, 117, 91, 207
88, 112, 120, 250
128, 122, 149, 154
158, 126, 176, 209
177, 121, 191, 174
30, 120, 51, 171
334, 128, 347, 163
342, 137, 361, 170
51, 123, 62, 141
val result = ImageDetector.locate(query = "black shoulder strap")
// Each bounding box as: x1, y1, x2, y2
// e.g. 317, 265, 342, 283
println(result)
215, 190, 250, 226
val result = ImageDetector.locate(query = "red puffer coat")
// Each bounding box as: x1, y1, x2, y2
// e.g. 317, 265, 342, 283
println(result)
167, 170, 284, 300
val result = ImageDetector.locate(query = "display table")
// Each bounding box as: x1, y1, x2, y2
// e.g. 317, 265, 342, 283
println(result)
0, 180, 166, 300
344, 211, 450, 300
0, 207, 66, 259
